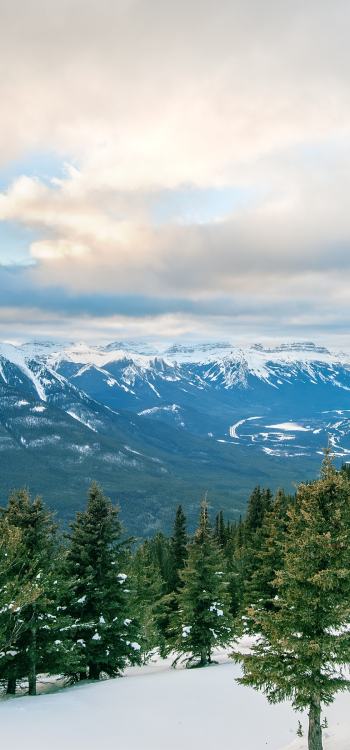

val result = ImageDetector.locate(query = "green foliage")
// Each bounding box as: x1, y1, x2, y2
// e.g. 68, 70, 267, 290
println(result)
168, 505, 188, 593
0, 489, 79, 695
136, 505, 188, 658
242, 488, 292, 629
233, 454, 350, 749
340, 461, 350, 481
1, 451, 349, 725
214, 510, 227, 547
245, 486, 273, 538
172, 502, 234, 667
214, 486, 275, 618
130, 540, 164, 659
66, 482, 141, 680
222, 519, 245, 617
0, 518, 40, 655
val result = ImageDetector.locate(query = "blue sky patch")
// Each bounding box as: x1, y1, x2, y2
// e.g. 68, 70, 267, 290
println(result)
0, 150, 71, 191
151, 185, 257, 225
0, 221, 37, 265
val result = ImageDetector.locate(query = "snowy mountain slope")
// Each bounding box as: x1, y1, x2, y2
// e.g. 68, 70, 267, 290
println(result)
47, 339, 350, 373
43, 339, 350, 399
0, 651, 348, 750
29, 339, 350, 457
2, 342, 322, 532
0, 339, 349, 532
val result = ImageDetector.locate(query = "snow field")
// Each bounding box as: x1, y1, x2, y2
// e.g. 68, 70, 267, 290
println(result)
0, 651, 348, 750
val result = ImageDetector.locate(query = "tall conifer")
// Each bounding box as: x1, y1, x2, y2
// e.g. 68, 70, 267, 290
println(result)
0, 489, 77, 695
172, 502, 234, 667
66, 482, 141, 680
233, 455, 350, 750
168, 505, 187, 593
131, 541, 164, 659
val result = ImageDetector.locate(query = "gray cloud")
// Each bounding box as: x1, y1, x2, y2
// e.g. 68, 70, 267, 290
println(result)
1, 263, 350, 348
1, 1, 350, 343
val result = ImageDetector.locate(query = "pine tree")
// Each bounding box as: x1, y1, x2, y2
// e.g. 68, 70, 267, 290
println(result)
241, 486, 274, 609
245, 486, 272, 537
172, 502, 234, 667
223, 520, 245, 617
131, 540, 164, 660
340, 461, 350, 481
242, 488, 292, 631
149, 531, 171, 587
233, 454, 350, 750
214, 510, 227, 548
152, 505, 188, 656
168, 505, 187, 593
0, 518, 39, 655
0, 489, 78, 695
66, 482, 141, 680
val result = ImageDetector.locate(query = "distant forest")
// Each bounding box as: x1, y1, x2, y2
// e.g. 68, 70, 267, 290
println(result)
1, 456, 350, 750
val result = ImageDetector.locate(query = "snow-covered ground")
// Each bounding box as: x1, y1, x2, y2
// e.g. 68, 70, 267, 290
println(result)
0, 650, 348, 750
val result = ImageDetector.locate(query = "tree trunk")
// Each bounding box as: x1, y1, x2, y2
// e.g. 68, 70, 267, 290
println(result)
79, 671, 87, 681
6, 673, 16, 695
28, 621, 37, 696
199, 648, 208, 667
88, 662, 100, 680
308, 696, 323, 750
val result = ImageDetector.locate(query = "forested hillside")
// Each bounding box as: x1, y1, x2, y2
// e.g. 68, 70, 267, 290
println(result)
1, 455, 349, 750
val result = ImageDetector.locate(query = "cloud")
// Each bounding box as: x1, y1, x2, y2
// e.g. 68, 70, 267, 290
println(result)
1, 1, 350, 343
1, 0, 350, 179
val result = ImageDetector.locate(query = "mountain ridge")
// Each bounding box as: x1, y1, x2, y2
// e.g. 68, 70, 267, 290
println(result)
0, 339, 349, 533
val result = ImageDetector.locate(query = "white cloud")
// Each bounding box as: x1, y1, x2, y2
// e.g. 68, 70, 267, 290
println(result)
1, 0, 350, 341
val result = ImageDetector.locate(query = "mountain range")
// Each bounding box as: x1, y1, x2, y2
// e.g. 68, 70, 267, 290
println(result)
0, 339, 349, 534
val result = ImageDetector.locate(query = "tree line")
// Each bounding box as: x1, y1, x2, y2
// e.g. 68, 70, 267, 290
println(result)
0, 454, 349, 750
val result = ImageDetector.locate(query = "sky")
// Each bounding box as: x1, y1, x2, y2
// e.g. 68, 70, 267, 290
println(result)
1, 0, 350, 347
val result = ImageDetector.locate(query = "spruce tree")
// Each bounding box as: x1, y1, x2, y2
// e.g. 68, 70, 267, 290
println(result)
241, 485, 274, 609
131, 540, 164, 660
149, 531, 171, 587
242, 488, 292, 630
245, 486, 272, 537
0, 518, 39, 656
168, 505, 187, 593
223, 520, 245, 617
153, 505, 188, 656
340, 461, 350, 481
214, 510, 227, 548
233, 454, 350, 750
172, 502, 234, 667
66, 482, 141, 680
0, 489, 78, 695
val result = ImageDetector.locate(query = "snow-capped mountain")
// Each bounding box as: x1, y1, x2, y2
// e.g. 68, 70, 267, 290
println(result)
0, 339, 349, 532
39, 338, 350, 393
31, 338, 350, 455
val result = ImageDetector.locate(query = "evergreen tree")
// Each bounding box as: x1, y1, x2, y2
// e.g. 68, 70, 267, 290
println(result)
149, 531, 172, 588
168, 505, 187, 593
245, 486, 272, 537
214, 510, 227, 548
233, 454, 350, 750
241, 486, 274, 609
0, 518, 39, 655
172, 502, 234, 667
0, 489, 78, 695
223, 519, 245, 617
242, 488, 292, 630
66, 482, 141, 680
152, 505, 188, 656
340, 461, 350, 481
131, 540, 164, 660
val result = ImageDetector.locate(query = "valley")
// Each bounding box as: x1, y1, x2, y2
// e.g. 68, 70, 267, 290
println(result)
0, 339, 349, 533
